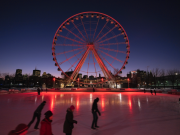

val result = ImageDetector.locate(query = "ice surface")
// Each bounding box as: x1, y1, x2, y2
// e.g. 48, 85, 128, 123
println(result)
1, 92, 180, 135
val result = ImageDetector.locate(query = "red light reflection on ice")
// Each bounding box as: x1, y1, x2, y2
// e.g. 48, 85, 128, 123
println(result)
128, 99, 132, 109
51, 98, 54, 111
76, 96, 79, 111
101, 97, 105, 112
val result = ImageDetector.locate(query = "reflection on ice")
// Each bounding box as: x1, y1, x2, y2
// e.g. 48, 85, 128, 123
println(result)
1, 92, 180, 135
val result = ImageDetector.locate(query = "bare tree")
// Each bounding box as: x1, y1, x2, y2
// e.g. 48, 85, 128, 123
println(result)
159, 69, 166, 88
152, 68, 161, 88
167, 69, 179, 89
113, 68, 121, 88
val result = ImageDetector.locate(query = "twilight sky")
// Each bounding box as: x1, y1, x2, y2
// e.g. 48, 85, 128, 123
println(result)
0, 0, 180, 77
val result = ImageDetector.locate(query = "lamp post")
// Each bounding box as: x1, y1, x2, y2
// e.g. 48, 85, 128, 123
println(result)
77, 78, 79, 89
53, 78, 55, 88
101, 78, 103, 89
127, 78, 129, 88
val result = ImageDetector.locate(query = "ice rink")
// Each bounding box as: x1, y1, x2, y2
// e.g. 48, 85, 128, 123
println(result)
1, 91, 180, 135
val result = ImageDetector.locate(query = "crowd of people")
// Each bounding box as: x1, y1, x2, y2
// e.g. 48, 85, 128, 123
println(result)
8, 97, 101, 135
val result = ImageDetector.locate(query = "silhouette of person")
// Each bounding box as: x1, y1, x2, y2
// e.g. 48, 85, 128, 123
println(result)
93, 87, 95, 92
46, 88, 47, 93
37, 87, 40, 95
40, 110, 53, 135
154, 89, 156, 95
63, 105, 77, 135
150, 89, 153, 95
144, 89, 146, 93
28, 101, 46, 129
91, 98, 101, 129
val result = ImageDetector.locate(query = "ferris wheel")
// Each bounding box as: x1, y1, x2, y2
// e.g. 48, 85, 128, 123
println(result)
52, 11, 130, 85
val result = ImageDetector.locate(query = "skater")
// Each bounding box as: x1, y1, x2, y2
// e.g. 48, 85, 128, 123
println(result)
8, 123, 28, 135
144, 89, 146, 93
28, 101, 46, 129
91, 97, 101, 129
93, 87, 95, 92
63, 105, 77, 135
37, 87, 40, 95
154, 89, 156, 95
40, 110, 53, 135
46, 88, 47, 93
150, 89, 153, 95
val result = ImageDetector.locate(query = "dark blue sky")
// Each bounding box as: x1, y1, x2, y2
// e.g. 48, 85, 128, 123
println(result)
0, 0, 180, 77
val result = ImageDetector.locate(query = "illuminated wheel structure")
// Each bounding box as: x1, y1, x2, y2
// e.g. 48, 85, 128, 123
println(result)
52, 11, 130, 87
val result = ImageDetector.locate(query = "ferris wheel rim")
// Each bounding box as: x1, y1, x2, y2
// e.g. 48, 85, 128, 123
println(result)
52, 11, 130, 83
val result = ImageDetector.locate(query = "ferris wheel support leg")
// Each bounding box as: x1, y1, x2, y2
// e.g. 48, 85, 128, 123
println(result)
67, 48, 90, 84
92, 48, 113, 80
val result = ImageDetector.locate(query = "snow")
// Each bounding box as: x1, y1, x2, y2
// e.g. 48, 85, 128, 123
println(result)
1, 91, 180, 135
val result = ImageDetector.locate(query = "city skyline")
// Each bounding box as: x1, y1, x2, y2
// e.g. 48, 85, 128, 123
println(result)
0, 0, 180, 78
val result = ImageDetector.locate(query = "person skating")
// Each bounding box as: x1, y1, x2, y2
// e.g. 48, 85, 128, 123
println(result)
150, 89, 153, 95
40, 110, 53, 135
154, 89, 156, 95
28, 101, 46, 129
93, 87, 95, 92
91, 97, 101, 129
37, 87, 40, 95
63, 105, 77, 135
46, 88, 47, 93
144, 89, 146, 93
8, 123, 28, 135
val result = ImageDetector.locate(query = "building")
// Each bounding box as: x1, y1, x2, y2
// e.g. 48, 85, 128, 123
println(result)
15, 69, 22, 77
33, 69, 41, 77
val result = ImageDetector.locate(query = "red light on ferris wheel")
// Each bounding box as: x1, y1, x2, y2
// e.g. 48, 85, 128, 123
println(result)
101, 78, 103, 81
77, 78, 79, 81
53, 78, 55, 81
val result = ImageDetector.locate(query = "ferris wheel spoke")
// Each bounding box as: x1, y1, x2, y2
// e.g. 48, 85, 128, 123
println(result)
66, 57, 81, 72
95, 26, 116, 42
96, 33, 123, 44
56, 44, 85, 47
94, 21, 108, 42
64, 27, 86, 42
92, 18, 100, 42
92, 51, 97, 78
96, 42, 126, 46
72, 22, 87, 41
59, 49, 85, 65
58, 35, 84, 44
56, 47, 85, 55
80, 18, 89, 42
98, 49, 123, 63
98, 53, 116, 71
87, 49, 91, 75
97, 46, 126, 54
69, 48, 90, 81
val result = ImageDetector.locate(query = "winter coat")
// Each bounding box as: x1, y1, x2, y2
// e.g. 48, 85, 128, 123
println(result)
63, 108, 77, 134
35, 102, 45, 114
40, 118, 53, 135
92, 98, 101, 115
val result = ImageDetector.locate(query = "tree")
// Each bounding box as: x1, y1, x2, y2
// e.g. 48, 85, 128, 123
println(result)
167, 69, 179, 89
113, 68, 121, 88
159, 69, 166, 88
152, 68, 161, 88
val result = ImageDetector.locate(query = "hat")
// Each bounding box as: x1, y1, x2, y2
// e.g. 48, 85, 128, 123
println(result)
15, 124, 28, 134
44, 110, 53, 118
43, 101, 46, 104
70, 105, 75, 110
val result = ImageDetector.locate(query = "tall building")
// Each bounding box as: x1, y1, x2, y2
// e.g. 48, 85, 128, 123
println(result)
15, 69, 22, 77
33, 69, 41, 77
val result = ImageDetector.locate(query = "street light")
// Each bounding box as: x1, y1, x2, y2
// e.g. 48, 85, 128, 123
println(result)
101, 78, 103, 88
77, 78, 79, 89
127, 78, 129, 88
